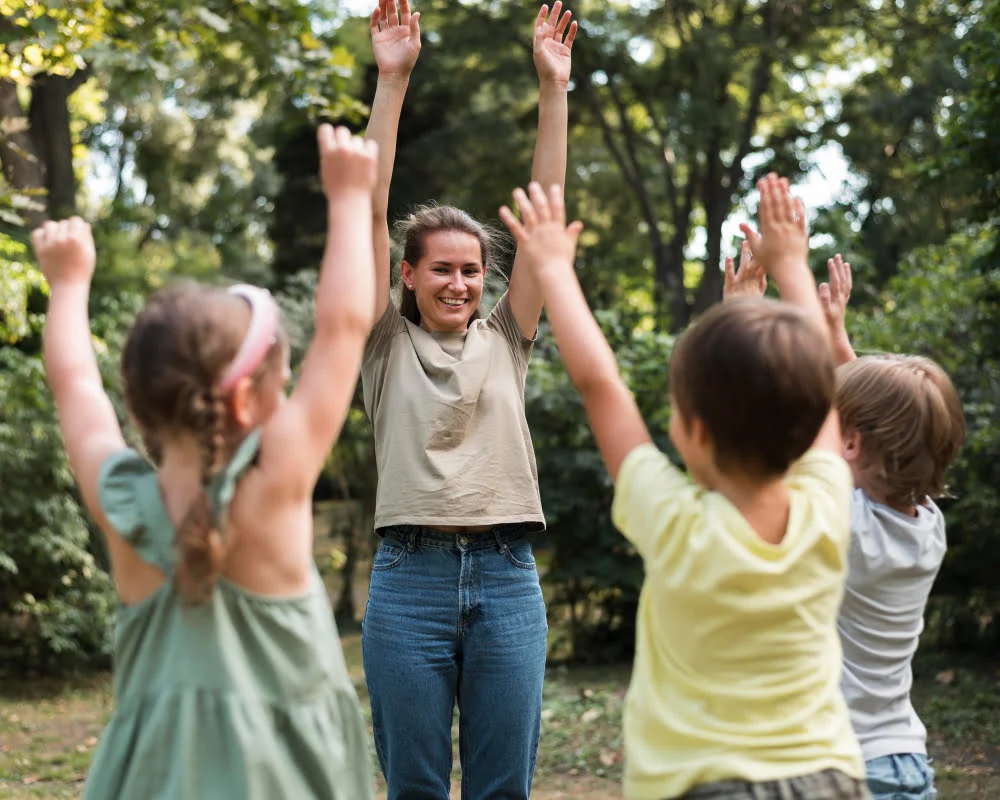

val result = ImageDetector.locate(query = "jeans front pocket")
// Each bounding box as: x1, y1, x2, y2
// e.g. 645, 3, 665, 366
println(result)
371, 540, 408, 572
502, 537, 537, 570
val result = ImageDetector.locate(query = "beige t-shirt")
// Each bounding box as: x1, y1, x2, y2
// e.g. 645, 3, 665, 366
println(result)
362, 292, 545, 531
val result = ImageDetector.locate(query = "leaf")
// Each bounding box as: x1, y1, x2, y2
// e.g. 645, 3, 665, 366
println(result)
193, 7, 231, 34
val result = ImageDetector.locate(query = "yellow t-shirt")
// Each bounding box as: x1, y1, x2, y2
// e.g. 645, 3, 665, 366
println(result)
611, 444, 864, 800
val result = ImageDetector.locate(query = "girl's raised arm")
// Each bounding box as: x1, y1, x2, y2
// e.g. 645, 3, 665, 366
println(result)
33, 219, 128, 529
508, 2, 578, 339
366, 0, 421, 319
260, 127, 378, 496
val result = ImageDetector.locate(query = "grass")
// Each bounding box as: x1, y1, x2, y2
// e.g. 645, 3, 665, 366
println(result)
3, 641, 999, 798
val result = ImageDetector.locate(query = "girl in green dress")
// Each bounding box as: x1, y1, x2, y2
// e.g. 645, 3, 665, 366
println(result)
30, 125, 379, 800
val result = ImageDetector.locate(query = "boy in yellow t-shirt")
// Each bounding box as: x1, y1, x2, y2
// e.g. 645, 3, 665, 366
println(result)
499, 175, 868, 799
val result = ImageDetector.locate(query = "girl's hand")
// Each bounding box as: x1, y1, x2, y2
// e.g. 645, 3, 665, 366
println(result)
370, 0, 421, 78
533, 2, 577, 86
500, 182, 583, 277
30, 217, 97, 287
319, 125, 379, 199
819, 253, 852, 331
723, 238, 767, 300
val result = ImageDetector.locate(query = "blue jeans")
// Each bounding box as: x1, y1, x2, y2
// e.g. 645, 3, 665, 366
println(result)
362, 525, 548, 800
866, 754, 936, 800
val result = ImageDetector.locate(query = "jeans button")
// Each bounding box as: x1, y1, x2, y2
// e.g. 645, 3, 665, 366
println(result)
459, 536, 469, 546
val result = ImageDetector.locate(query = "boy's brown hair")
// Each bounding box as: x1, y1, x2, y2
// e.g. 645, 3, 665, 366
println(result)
836, 355, 965, 506
669, 298, 835, 479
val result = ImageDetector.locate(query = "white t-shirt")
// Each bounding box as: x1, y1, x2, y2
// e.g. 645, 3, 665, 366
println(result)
837, 488, 946, 761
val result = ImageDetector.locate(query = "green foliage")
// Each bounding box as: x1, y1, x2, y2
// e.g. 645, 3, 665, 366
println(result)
0, 231, 45, 344
0, 348, 115, 676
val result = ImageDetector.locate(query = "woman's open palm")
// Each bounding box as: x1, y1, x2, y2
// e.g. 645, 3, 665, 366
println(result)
371, 0, 421, 77
533, 2, 577, 85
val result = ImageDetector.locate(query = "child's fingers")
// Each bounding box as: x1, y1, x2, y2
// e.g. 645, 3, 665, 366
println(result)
399, 0, 411, 25
794, 197, 807, 234
386, 0, 398, 26
738, 222, 762, 253
317, 123, 335, 152
370, 7, 381, 33
499, 205, 525, 242
757, 270, 767, 293
512, 188, 537, 228
566, 219, 584, 246
547, 184, 566, 225
527, 182, 551, 223
739, 238, 751, 270
842, 259, 852, 297
818, 282, 832, 314
724, 256, 736, 291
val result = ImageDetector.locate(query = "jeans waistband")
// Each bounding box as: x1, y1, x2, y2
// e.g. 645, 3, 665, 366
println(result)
378, 524, 530, 552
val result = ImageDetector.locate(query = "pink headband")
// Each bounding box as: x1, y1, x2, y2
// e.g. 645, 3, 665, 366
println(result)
217, 284, 280, 392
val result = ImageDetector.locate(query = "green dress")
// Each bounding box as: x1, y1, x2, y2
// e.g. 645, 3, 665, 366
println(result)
83, 432, 373, 800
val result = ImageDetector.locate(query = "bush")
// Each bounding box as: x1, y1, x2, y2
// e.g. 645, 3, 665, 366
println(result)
528, 310, 677, 664
0, 348, 115, 675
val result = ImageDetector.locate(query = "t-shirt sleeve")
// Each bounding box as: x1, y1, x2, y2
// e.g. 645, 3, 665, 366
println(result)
786, 449, 854, 549
485, 291, 534, 376
362, 302, 406, 419
611, 443, 695, 563
365, 301, 406, 365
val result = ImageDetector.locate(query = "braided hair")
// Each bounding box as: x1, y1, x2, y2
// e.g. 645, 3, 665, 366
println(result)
121, 282, 284, 604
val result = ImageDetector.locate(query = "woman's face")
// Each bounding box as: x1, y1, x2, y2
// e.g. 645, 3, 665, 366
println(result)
402, 230, 484, 333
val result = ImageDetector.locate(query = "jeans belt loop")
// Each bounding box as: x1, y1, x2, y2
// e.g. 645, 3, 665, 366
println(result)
494, 529, 507, 553
406, 530, 417, 552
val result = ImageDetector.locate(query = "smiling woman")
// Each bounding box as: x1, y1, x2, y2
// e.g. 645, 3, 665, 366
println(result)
356, 0, 577, 798
395, 204, 504, 332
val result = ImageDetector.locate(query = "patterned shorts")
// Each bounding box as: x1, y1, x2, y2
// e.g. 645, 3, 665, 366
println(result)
678, 769, 871, 799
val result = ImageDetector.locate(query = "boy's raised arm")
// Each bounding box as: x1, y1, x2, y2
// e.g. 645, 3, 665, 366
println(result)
741, 173, 841, 454
501, 183, 651, 480
819, 253, 857, 366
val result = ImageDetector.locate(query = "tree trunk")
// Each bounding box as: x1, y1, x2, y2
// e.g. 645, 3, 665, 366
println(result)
333, 515, 359, 630
694, 181, 729, 315
29, 73, 80, 220
0, 79, 47, 228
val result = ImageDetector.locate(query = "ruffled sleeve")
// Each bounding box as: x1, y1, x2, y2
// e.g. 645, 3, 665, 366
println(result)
97, 450, 175, 573
208, 429, 263, 532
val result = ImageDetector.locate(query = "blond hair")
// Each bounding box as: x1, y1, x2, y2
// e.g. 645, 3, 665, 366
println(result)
836, 355, 965, 506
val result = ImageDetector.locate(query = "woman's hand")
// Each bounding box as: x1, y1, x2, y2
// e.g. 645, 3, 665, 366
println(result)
370, 0, 421, 78
533, 2, 577, 87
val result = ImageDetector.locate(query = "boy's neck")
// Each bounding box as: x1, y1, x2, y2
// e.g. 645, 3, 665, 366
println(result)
712, 471, 791, 545
860, 486, 919, 517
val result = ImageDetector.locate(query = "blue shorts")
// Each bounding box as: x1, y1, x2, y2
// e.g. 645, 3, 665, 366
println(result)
866, 754, 936, 800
